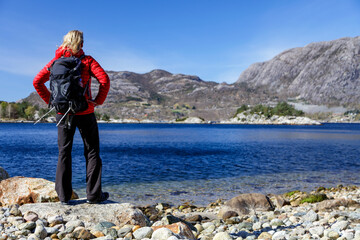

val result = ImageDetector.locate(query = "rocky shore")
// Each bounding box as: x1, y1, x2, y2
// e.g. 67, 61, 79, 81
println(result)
0, 171, 359, 240
220, 113, 321, 125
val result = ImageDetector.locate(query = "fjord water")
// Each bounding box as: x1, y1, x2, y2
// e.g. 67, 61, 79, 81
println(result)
1, 123, 359, 206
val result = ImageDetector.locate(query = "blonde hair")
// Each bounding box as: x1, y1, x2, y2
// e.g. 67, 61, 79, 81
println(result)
60, 30, 83, 54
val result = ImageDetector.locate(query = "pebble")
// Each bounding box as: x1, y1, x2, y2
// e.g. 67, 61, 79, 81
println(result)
272, 230, 287, 240
213, 231, 233, 240
23, 211, 39, 222
133, 226, 153, 239
33, 224, 47, 239
309, 226, 324, 236
303, 210, 318, 222
47, 215, 63, 226
151, 228, 174, 240
65, 220, 84, 229
331, 220, 349, 231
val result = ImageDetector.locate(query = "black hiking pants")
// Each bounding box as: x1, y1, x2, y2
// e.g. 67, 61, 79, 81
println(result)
55, 113, 102, 202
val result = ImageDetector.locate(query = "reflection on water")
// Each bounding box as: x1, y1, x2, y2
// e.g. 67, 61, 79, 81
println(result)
75, 169, 359, 206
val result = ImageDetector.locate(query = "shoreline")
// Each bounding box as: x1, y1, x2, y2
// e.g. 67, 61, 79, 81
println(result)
1, 183, 359, 239
1, 119, 360, 125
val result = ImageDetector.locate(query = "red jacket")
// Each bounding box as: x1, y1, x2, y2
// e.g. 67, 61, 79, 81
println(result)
33, 47, 110, 115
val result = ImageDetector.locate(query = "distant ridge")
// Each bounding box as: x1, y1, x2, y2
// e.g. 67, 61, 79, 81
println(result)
23, 36, 360, 120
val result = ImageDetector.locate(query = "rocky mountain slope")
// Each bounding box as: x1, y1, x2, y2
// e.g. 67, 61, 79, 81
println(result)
236, 36, 360, 106
24, 36, 360, 121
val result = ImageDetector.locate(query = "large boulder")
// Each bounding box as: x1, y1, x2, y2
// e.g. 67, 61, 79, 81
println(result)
0, 166, 9, 181
315, 198, 360, 211
218, 193, 274, 219
0, 176, 77, 206
19, 202, 148, 228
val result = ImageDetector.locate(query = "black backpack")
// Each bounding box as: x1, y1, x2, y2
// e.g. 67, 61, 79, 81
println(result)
34, 55, 89, 127
48, 55, 88, 114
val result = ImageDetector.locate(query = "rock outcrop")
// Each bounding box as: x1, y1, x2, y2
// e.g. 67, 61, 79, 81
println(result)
19, 202, 148, 228
0, 176, 78, 206
224, 112, 321, 125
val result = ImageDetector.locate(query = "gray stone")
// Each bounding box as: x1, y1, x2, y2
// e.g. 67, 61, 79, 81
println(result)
237, 222, 253, 231
252, 222, 262, 231
327, 230, 340, 239
272, 231, 287, 240
9, 205, 21, 216
342, 231, 354, 240
202, 222, 215, 229
65, 220, 84, 229
118, 226, 132, 237
303, 210, 318, 222
309, 226, 324, 237
270, 219, 285, 227
44, 227, 59, 235
103, 227, 118, 238
133, 227, 153, 239
151, 228, 174, 240
94, 221, 116, 232
47, 215, 63, 226
213, 232, 232, 240
18, 222, 36, 231
34, 224, 47, 239
331, 220, 349, 231
27, 234, 40, 240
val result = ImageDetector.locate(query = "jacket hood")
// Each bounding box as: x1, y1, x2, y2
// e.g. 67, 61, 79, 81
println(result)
55, 47, 85, 58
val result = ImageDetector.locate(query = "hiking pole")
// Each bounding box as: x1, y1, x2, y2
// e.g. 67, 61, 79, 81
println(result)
56, 107, 72, 127
34, 107, 55, 125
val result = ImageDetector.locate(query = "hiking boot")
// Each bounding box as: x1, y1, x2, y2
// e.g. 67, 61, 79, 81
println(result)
87, 192, 109, 204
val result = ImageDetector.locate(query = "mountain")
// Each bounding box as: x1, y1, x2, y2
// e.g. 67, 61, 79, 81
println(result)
236, 36, 360, 107
24, 36, 360, 121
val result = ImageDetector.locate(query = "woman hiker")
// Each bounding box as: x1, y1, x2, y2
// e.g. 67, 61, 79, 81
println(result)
33, 30, 111, 205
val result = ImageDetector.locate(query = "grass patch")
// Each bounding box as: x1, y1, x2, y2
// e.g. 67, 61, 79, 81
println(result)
300, 194, 327, 204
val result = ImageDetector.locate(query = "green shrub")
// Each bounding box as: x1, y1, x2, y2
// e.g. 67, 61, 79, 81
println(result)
272, 102, 304, 116
235, 104, 249, 114
102, 114, 110, 121
251, 104, 272, 118
175, 117, 187, 122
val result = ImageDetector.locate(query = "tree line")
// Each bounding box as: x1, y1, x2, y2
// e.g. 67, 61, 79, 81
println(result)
0, 101, 45, 120
234, 102, 305, 118
0, 101, 110, 121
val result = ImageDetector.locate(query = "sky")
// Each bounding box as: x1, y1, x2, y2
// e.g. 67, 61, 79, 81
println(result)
0, 0, 359, 102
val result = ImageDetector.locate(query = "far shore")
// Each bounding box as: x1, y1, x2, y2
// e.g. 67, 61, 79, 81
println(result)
1, 119, 360, 125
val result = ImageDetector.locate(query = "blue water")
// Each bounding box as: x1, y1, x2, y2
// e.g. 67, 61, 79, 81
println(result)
1, 123, 359, 206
